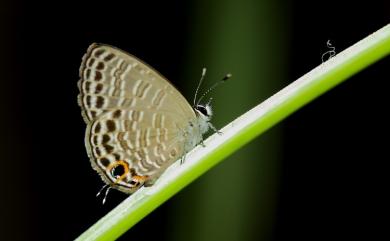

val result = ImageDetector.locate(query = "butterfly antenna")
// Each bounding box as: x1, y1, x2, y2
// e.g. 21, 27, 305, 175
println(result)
196, 73, 232, 105
193, 68, 207, 106
207, 97, 213, 105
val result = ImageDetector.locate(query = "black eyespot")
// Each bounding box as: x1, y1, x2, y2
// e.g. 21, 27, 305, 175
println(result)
196, 105, 209, 116
111, 164, 125, 178
129, 180, 140, 187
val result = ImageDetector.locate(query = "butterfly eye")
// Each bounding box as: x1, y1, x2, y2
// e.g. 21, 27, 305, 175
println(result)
196, 105, 209, 117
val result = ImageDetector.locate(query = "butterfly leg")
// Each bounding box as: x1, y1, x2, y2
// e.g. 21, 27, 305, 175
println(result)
199, 139, 206, 147
180, 153, 187, 164
209, 122, 222, 135
180, 141, 187, 165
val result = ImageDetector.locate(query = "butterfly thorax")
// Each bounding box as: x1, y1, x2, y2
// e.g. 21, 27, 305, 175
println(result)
182, 103, 212, 153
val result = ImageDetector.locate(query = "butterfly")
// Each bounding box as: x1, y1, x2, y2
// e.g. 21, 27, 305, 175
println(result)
78, 43, 228, 197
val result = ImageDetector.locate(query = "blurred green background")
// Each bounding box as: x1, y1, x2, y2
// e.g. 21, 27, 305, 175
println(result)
172, 1, 286, 240
1, 0, 389, 240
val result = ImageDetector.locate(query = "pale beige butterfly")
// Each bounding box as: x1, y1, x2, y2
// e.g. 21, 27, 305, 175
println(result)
78, 43, 223, 197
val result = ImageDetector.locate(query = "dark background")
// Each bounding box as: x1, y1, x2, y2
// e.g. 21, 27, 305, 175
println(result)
1, 0, 389, 240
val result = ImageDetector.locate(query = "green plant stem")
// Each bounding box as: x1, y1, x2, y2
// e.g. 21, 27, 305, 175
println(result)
76, 24, 390, 241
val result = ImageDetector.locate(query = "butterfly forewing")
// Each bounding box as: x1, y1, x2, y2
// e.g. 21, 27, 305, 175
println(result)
78, 43, 194, 124
78, 43, 199, 193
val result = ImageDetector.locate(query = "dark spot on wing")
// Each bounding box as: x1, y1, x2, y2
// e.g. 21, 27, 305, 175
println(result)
104, 53, 115, 61
102, 134, 110, 143
94, 123, 101, 133
95, 147, 101, 156
100, 158, 110, 167
88, 58, 95, 67
94, 49, 105, 57
94, 71, 102, 81
95, 96, 105, 108
104, 144, 114, 154
106, 120, 116, 132
95, 83, 103, 94
96, 62, 105, 70
113, 110, 122, 118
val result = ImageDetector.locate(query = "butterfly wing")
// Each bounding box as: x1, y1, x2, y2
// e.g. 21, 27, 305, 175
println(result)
78, 43, 194, 125
78, 43, 198, 193
85, 109, 188, 193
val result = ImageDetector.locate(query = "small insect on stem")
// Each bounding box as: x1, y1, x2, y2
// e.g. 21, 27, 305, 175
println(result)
321, 40, 336, 62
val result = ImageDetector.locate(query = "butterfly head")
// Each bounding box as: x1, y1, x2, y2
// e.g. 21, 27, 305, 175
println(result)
193, 102, 213, 136
194, 103, 213, 121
